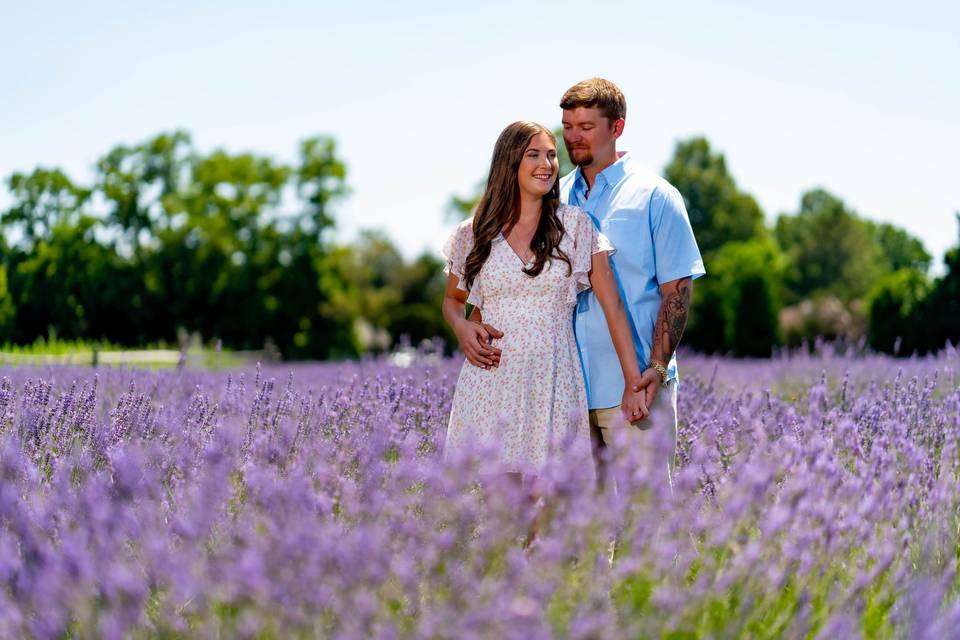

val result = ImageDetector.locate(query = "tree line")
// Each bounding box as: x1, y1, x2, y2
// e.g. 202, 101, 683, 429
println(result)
0, 131, 450, 359
0, 130, 956, 359
662, 137, 957, 357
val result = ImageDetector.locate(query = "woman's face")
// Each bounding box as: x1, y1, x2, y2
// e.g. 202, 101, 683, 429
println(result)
516, 131, 558, 199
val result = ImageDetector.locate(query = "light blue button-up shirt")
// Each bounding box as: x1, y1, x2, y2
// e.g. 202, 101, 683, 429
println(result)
560, 152, 706, 409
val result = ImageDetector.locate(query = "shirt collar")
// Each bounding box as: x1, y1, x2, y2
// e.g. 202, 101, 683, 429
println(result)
572, 151, 631, 193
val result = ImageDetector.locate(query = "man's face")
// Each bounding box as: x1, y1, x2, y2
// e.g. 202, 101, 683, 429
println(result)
561, 106, 623, 168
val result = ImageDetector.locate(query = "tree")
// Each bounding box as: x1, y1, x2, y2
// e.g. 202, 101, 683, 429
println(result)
384, 253, 453, 348
95, 130, 192, 255
685, 238, 785, 356
869, 221, 932, 274
866, 268, 930, 354
343, 230, 406, 329
774, 189, 888, 303
0, 131, 358, 358
868, 214, 960, 355
664, 137, 766, 255
2, 168, 91, 249
6, 217, 131, 344
665, 137, 771, 355
915, 214, 960, 352
331, 231, 452, 351
0, 263, 14, 343
296, 136, 349, 238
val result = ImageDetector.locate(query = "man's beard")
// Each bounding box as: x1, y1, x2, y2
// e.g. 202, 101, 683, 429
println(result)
569, 148, 594, 167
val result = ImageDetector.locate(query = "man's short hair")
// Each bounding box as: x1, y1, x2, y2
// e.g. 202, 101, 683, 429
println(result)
559, 78, 626, 123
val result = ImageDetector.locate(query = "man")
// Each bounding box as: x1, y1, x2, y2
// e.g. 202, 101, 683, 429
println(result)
559, 78, 705, 486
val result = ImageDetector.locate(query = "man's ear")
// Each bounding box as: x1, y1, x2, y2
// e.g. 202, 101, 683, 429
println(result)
612, 118, 625, 139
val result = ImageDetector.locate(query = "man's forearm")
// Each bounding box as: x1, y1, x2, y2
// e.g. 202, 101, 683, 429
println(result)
650, 278, 692, 366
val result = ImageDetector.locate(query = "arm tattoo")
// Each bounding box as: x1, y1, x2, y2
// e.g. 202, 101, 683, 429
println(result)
651, 278, 691, 364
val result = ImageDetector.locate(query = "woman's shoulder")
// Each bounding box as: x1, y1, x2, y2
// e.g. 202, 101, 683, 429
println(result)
456, 216, 475, 234
443, 217, 476, 261
447, 217, 475, 242
557, 203, 589, 228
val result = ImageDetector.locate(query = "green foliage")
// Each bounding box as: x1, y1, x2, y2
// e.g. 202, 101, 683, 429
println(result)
552, 125, 575, 178
664, 137, 766, 255
866, 268, 931, 354
95, 130, 192, 253
686, 239, 785, 356
917, 219, 960, 352
1, 130, 359, 359
858, 220, 934, 355
297, 136, 350, 235
867, 214, 960, 355
6, 218, 135, 344
869, 220, 932, 273
333, 231, 453, 351
0, 264, 14, 343
665, 137, 776, 355
3, 167, 91, 247
775, 189, 889, 303
446, 179, 485, 221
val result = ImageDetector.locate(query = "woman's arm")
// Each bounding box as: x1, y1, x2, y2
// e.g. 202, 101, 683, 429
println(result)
442, 273, 502, 369
588, 251, 648, 419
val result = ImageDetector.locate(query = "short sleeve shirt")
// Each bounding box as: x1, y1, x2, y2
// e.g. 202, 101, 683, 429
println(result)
560, 152, 706, 409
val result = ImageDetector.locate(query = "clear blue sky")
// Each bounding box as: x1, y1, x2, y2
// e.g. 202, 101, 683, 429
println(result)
4, 1, 958, 272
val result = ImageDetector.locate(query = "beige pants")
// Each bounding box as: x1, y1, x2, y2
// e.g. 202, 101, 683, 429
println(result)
589, 380, 678, 490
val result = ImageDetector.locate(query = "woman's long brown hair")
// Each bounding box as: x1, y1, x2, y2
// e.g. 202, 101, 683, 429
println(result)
462, 121, 571, 290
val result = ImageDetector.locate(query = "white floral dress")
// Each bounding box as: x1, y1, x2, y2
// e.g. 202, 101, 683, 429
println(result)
442, 204, 614, 475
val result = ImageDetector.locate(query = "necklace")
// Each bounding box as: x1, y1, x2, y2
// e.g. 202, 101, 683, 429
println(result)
502, 232, 534, 265
503, 214, 538, 266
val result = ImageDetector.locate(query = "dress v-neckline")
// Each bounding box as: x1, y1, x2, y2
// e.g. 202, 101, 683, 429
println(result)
500, 232, 534, 266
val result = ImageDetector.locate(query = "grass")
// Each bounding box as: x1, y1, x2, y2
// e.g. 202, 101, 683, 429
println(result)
0, 337, 252, 369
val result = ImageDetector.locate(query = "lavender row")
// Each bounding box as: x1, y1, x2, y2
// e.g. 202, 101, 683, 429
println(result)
0, 349, 958, 638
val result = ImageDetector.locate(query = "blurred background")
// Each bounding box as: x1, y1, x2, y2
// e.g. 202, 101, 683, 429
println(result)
1, 0, 957, 362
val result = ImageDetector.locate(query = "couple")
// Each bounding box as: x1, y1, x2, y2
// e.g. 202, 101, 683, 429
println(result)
442, 78, 705, 488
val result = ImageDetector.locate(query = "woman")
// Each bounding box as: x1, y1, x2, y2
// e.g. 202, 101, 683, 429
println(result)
442, 121, 647, 479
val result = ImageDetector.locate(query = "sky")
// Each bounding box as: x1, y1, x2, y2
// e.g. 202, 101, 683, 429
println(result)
3, 0, 959, 273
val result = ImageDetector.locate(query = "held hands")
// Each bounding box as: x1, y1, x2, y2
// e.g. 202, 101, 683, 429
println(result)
453, 319, 503, 369
621, 375, 649, 423
630, 367, 664, 420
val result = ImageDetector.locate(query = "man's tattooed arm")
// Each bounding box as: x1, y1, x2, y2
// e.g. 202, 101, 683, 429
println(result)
650, 277, 692, 366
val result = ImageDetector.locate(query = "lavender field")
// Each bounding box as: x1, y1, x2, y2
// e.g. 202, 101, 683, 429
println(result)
1, 347, 959, 639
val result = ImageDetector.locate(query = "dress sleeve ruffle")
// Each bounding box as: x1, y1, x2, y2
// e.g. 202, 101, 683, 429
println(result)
441, 218, 484, 309
564, 204, 615, 306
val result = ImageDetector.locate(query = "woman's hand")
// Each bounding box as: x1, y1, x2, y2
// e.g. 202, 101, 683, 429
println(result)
621, 377, 649, 423
453, 318, 503, 369
631, 368, 663, 415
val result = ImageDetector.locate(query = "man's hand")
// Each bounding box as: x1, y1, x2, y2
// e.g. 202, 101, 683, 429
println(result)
453, 319, 503, 369
631, 368, 662, 421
